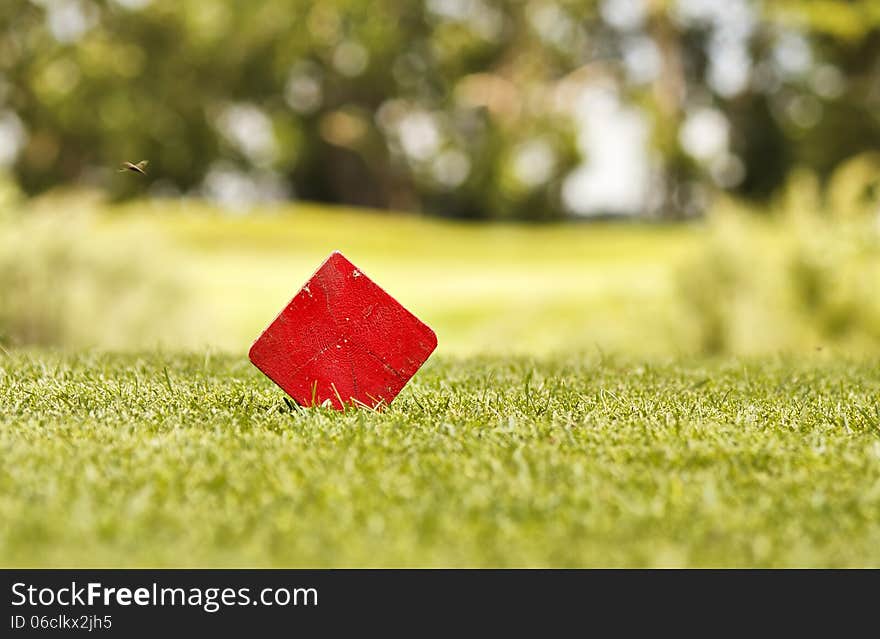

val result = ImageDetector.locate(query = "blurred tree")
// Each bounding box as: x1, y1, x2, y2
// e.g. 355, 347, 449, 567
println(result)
0, 0, 877, 219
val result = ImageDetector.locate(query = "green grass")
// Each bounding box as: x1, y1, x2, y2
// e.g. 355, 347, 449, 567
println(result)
109, 200, 702, 355
3, 350, 880, 567
4, 198, 880, 566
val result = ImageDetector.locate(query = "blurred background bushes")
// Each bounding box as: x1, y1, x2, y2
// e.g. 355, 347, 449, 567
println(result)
0, 184, 185, 348
676, 163, 880, 355
1, 0, 880, 219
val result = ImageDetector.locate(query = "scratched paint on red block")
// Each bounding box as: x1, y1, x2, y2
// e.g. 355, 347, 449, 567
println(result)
249, 251, 438, 410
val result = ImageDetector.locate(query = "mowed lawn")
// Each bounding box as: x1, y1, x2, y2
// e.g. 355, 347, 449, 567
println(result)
111, 201, 702, 356
3, 350, 880, 567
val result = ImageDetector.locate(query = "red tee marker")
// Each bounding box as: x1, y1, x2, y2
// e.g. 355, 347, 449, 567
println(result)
249, 251, 437, 410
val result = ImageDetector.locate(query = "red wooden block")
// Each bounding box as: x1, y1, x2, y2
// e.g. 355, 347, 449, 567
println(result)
249, 251, 437, 410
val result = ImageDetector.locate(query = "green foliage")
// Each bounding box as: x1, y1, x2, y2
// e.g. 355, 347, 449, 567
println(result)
0, 0, 590, 217
771, 0, 880, 40
676, 194, 880, 355
0, 195, 184, 347
2, 1, 879, 217
3, 351, 880, 567
826, 152, 880, 220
